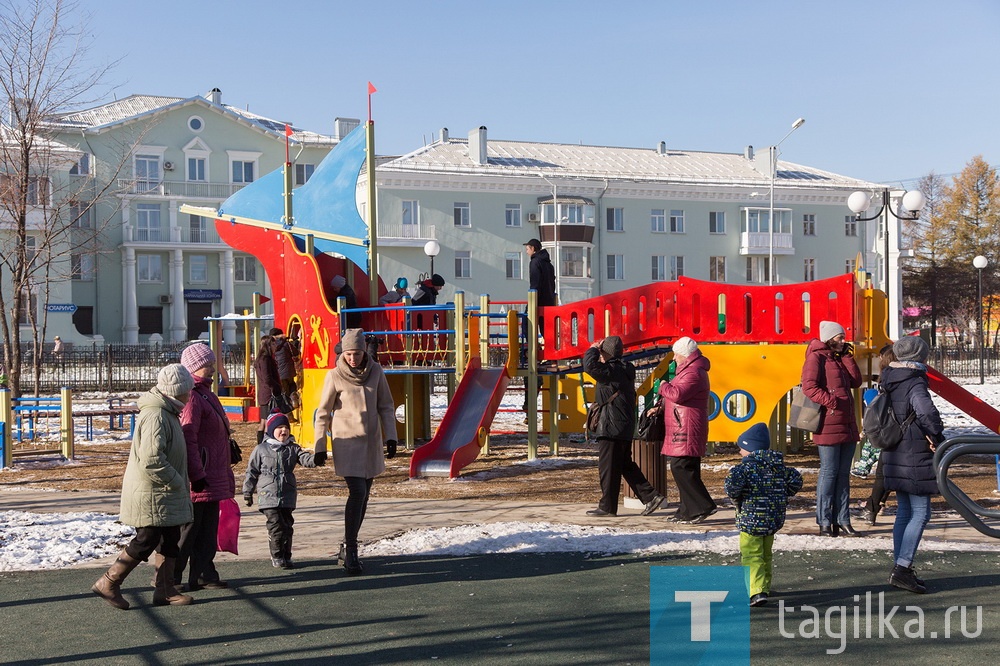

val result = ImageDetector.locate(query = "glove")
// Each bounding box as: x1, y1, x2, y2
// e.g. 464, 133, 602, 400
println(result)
841, 342, 854, 357
385, 439, 398, 459
314, 451, 328, 467
191, 478, 208, 493
244, 494, 253, 507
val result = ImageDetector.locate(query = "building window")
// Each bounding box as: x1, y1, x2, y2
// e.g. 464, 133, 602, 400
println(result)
402, 200, 419, 233
70, 201, 93, 228
670, 256, 685, 280
742, 208, 792, 233
745, 257, 770, 283
26, 177, 49, 206
710, 256, 726, 282
651, 208, 665, 233
135, 154, 160, 190
541, 202, 594, 224
295, 163, 315, 185
561, 246, 588, 278
505, 204, 521, 228
670, 210, 685, 233
232, 160, 254, 184
69, 153, 90, 175
25, 236, 37, 269
234, 256, 257, 282
803, 214, 816, 236
607, 207, 624, 232
455, 250, 471, 278
845, 215, 858, 237
454, 202, 471, 227
709, 211, 726, 234
136, 204, 161, 241
18, 290, 38, 325
652, 255, 666, 281
73, 306, 94, 335
137, 254, 163, 282
189, 255, 208, 283
71, 253, 95, 281
804, 258, 816, 281
189, 215, 208, 242
607, 254, 624, 280
188, 116, 204, 132
505, 251, 522, 279
187, 157, 206, 182
137, 306, 163, 335
846, 258, 857, 274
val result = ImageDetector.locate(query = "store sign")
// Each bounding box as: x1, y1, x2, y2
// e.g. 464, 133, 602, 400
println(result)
184, 289, 223, 301
46, 304, 77, 313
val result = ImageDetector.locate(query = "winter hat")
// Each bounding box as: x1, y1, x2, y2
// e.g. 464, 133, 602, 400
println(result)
340, 328, 366, 352
331, 275, 347, 289
156, 363, 194, 397
430, 273, 445, 287
893, 336, 930, 363
395, 277, 408, 289
672, 336, 698, 357
269, 327, 283, 337
737, 423, 771, 452
600, 336, 623, 359
523, 238, 542, 252
819, 320, 846, 343
265, 411, 291, 438
180, 343, 215, 374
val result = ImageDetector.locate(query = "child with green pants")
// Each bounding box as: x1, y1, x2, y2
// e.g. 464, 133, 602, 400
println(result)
725, 423, 803, 607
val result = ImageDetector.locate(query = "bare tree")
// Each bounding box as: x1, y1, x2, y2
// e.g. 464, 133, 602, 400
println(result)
0, 0, 134, 395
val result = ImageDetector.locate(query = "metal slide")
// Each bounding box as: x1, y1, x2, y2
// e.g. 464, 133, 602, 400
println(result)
408, 357, 510, 479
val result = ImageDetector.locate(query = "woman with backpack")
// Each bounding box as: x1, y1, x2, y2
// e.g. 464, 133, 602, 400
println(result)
879, 336, 945, 594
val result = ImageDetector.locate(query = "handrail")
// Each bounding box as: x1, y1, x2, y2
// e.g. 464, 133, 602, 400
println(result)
934, 435, 1000, 539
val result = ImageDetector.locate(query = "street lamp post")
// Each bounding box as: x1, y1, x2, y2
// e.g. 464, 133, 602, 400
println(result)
974, 255, 988, 384
768, 117, 805, 285
847, 188, 926, 339
424, 239, 440, 277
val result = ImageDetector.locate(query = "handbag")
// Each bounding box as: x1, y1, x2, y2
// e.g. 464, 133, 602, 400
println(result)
268, 393, 293, 415
217, 498, 241, 555
586, 390, 619, 433
789, 386, 822, 432
636, 405, 665, 442
229, 438, 242, 465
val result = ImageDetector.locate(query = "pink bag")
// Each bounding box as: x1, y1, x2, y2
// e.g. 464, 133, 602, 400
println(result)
218, 498, 241, 555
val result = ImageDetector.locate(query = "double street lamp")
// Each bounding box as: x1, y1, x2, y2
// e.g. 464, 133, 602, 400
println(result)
768, 117, 806, 284
847, 188, 926, 338
974, 255, 988, 384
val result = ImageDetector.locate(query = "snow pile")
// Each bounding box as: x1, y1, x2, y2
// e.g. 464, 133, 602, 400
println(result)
0, 510, 133, 571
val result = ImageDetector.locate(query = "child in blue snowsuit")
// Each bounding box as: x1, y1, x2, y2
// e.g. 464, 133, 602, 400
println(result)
725, 423, 803, 607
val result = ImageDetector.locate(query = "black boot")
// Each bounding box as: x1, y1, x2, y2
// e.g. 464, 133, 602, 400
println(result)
343, 545, 363, 576
889, 565, 926, 594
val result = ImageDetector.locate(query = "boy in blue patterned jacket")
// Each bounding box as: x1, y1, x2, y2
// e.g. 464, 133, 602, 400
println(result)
725, 423, 803, 607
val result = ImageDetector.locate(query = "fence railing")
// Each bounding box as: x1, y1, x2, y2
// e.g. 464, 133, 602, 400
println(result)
927, 346, 1000, 381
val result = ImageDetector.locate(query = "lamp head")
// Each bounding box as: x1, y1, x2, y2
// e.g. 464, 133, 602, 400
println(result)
423, 239, 441, 258
974, 255, 988, 270
847, 191, 872, 215
902, 190, 927, 217
792, 117, 805, 130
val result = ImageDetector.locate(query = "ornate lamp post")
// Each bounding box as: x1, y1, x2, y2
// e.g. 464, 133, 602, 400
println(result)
974, 255, 988, 384
424, 239, 440, 276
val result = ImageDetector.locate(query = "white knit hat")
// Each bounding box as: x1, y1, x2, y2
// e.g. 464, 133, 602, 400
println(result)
672, 336, 698, 357
819, 320, 846, 343
156, 363, 194, 397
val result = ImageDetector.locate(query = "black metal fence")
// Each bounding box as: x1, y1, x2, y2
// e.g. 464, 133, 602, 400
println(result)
10, 343, 250, 394
927, 346, 1000, 381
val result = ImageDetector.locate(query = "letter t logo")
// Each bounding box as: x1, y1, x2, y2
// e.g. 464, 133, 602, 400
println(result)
674, 591, 729, 641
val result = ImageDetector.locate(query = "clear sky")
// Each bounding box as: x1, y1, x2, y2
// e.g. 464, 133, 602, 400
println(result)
78, 0, 999, 187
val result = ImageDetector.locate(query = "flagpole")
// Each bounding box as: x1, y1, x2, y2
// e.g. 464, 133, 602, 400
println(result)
282, 124, 293, 228
366, 83, 379, 308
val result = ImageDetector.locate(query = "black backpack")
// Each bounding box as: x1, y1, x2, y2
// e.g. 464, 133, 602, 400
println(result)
863, 388, 916, 451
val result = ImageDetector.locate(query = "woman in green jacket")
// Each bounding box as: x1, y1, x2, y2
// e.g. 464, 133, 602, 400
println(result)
92, 364, 196, 610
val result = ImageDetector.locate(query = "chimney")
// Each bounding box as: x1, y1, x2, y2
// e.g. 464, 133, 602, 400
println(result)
334, 117, 361, 140
468, 126, 488, 165
745, 145, 754, 160
657, 141, 667, 155
440, 127, 449, 143
207, 88, 222, 105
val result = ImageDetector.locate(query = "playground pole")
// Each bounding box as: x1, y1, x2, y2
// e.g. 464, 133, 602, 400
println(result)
479, 294, 490, 362
455, 291, 467, 382
526, 290, 538, 460
365, 121, 379, 309
60, 387, 74, 460
0, 388, 10, 468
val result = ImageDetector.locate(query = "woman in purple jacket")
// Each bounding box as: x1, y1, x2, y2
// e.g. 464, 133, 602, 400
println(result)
659, 337, 717, 524
800, 321, 863, 536
176, 343, 235, 590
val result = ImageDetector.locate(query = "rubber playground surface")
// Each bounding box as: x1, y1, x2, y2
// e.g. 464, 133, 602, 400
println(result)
2, 549, 998, 665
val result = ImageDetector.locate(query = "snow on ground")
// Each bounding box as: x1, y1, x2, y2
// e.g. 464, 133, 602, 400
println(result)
3, 382, 1000, 571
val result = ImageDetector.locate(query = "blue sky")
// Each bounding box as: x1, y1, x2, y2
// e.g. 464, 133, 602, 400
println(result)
82, 0, 999, 186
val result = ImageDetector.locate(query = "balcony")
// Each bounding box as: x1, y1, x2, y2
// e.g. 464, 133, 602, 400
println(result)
117, 178, 247, 199
739, 231, 794, 256
376, 222, 436, 247
123, 224, 224, 245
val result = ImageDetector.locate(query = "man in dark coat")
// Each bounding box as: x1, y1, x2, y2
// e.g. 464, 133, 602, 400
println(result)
583, 336, 664, 517
270, 328, 297, 401
524, 239, 556, 308
880, 336, 944, 593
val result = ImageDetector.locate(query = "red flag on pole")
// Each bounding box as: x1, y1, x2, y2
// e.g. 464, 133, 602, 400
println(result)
258, 295, 271, 305
284, 124, 292, 163
367, 82, 377, 121
367, 81, 377, 94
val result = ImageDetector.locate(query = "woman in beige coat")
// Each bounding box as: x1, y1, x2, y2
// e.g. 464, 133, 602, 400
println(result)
92, 364, 196, 610
313, 328, 398, 575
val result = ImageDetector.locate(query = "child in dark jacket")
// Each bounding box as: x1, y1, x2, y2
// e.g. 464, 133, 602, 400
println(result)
724, 423, 803, 607
243, 412, 323, 569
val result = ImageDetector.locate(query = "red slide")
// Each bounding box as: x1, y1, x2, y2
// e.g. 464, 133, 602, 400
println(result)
927, 366, 1000, 434
409, 357, 511, 479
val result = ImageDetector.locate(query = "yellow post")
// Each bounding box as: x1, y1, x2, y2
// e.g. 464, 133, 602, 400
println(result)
547, 374, 560, 456
455, 291, 467, 381
506, 310, 520, 375
60, 387, 74, 460
479, 294, 491, 362
0, 388, 11, 468
404, 374, 414, 451
526, 289, 538, 460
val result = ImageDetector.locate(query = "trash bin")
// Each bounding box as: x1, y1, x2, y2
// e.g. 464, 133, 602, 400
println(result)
625, 438, 669, 505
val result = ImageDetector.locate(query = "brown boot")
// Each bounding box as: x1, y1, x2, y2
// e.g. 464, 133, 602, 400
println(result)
92, 550, 142, 610
153, 556, 193, 606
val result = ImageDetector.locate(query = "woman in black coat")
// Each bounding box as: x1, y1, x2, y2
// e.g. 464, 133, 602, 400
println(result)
582, 336, 664, 517
880, 337, 945, 594
253, 335, 283, 444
